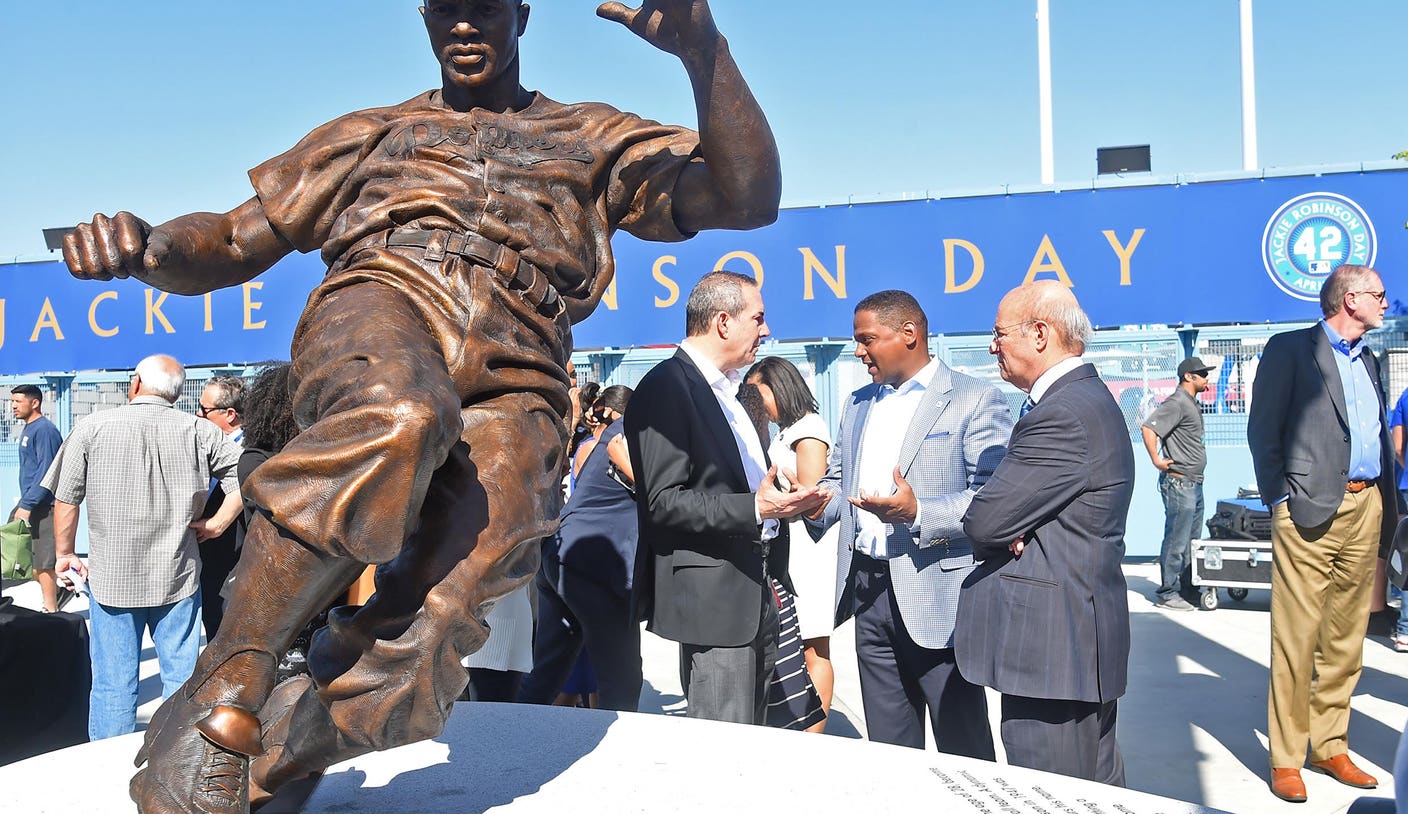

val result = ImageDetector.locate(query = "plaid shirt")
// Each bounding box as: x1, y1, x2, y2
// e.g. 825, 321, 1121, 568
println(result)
42, 395, 242, 607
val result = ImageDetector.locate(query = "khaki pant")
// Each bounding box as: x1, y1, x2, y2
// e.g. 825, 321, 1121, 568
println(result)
1267, 488, 1380, 768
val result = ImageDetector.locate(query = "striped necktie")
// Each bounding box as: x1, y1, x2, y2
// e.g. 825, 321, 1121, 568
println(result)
1020, 396, 1036, 417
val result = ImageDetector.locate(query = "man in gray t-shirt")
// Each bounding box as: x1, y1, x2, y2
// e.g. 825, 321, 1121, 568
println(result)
1141, 357, 1215, 610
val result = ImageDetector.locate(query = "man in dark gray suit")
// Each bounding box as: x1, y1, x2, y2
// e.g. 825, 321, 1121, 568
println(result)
808, 290, 1009, 757
627, 271, 828, 725
1247, 264, 1395, 803
957, 281, 1135, 786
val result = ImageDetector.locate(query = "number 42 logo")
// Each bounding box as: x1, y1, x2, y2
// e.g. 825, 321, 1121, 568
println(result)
1262, 192, 1376, 301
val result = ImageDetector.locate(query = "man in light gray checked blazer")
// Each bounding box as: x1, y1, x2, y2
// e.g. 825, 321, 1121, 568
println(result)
807, 290, 1010, 757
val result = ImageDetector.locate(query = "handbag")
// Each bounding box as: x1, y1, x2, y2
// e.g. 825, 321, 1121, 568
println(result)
1, 518, 34, 582
1390, 515, 1408, 590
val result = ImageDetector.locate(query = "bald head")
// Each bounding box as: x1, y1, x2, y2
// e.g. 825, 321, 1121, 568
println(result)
990, 282, 1093, 392
998, 281, 1091, 355
133, 354, 186, 402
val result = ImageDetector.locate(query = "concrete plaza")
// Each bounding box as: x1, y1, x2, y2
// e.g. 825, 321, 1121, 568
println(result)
4, 560, 1403, 813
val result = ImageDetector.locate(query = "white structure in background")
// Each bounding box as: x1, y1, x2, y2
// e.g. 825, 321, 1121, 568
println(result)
1036, 0, 1054, 185
1240, 0, 1258, 171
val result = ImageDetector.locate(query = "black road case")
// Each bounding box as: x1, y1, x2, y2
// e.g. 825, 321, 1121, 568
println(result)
1190, 537, 1273, 610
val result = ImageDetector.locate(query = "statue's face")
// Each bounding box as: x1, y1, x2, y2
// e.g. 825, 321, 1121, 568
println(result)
422, 0, 530, 91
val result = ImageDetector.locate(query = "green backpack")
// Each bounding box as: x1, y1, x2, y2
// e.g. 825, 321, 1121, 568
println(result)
1, 518, 34, 582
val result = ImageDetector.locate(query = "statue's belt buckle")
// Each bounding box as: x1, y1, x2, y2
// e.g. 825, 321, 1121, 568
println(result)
423, 231, 448, 263
387, 228, 563, 319
491, 241, 562, 320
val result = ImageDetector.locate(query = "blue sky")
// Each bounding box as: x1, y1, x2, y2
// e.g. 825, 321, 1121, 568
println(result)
3, 1, 1406, 259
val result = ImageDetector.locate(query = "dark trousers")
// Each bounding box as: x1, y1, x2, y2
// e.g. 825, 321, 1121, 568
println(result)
853, 558, 994, 759
197, 533, 239, 639
467, 668, 522, 703
679, 587, 778, 725
1000, 694, 1125, 786
517, 554, 642, 712
1156, 473, 1203, 601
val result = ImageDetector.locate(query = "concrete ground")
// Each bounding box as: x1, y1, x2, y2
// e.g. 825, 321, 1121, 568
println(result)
6, 560, 1403, 814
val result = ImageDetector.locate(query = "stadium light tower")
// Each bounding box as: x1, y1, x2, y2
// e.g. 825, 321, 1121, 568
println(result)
1239, 0, 1258, 171
1036, 0, 1054, 184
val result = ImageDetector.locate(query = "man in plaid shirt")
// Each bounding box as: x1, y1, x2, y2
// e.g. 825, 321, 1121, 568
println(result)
44, 354, 244, 741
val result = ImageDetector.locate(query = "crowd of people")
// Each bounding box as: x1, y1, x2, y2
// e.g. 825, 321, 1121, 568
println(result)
11, 266, 1406, 806
14, 2, 1405, 812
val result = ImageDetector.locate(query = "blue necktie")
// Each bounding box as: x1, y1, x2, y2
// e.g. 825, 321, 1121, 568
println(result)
1020, 396, 1035, 417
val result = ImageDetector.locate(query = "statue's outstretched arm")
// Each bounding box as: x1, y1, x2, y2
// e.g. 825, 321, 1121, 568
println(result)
599, 0, 782, 232
62, 196, 294, 296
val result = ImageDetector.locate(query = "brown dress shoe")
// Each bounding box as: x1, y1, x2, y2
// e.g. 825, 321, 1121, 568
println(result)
1270, 768, 1307, 803
1309, 754, 1378, 788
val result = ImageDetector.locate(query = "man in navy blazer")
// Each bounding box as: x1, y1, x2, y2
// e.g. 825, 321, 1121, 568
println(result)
626, 271, 827, 725
1248, 264, 1395, 803
808, 290, 1009, 757
957, 281, 1135, 786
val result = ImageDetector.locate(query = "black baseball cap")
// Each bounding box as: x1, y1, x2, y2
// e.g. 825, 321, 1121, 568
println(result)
1177, 357, 1216, 379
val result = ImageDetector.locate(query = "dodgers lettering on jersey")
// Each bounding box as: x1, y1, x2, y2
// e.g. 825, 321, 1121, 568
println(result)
249, 91, 702, 321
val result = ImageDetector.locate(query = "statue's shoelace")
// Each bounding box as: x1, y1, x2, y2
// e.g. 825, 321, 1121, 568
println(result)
197, 746, 246, 805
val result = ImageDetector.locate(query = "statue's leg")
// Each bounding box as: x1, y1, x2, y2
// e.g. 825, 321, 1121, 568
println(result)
251, 392, 565, 792
131, 281, 464, 814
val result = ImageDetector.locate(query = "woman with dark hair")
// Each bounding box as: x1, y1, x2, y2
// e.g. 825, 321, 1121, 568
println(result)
233, 363, 325, 681
519, 385, 645, 711
745, 356, 840, 733
738, 381, 825, 732
237, 363, 297, 524
567, 381, 603, 486
571, 384, 631, 484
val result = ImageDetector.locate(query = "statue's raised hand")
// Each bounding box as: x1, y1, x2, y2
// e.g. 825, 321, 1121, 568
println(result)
62, 212, 164, 282
597, 0, 721, 58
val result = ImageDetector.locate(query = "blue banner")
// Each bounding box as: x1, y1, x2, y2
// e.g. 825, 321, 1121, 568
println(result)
3, 168, 1405, 375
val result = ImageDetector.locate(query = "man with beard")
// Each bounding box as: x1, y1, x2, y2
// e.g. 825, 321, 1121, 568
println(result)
1140, 356, 1216, 612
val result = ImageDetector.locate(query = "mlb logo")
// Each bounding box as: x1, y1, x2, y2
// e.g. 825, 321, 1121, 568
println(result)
1308, 260, 1334, 276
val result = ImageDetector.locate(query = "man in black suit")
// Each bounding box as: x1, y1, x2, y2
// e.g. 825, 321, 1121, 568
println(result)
1248, 264, 1395, 803
626, 270, 828, 724
957, 281, 1135, 786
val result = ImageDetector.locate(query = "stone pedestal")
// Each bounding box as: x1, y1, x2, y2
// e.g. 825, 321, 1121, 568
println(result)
0, 702, 1226, 813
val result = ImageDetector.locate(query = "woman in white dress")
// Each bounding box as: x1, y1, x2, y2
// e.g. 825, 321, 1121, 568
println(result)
745, 357, 840, 733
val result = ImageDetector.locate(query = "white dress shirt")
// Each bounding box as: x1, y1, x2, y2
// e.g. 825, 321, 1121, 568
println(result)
678, 341, 778, 540
854, 357, 940, 558
1028, 355, 1086, 406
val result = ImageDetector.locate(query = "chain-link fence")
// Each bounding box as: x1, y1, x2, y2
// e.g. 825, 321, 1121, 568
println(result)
1, 366, 266, 510
11, 321, 1408, 557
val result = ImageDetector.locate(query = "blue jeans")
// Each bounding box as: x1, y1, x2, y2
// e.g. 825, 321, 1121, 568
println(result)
1157, 473, 1203, 601
87, 588, 202, 740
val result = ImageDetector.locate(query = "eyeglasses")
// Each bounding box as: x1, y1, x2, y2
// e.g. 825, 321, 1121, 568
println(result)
197, 403, 226, 417
1350, 290, 1387, 302
991, 319, 1035, 342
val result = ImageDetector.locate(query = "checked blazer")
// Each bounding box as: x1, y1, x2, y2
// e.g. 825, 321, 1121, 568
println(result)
812, 359, 1012, 649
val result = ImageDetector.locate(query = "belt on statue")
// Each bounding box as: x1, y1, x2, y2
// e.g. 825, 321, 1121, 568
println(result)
375, 228, 564, 319
1346, 479, 1376, 494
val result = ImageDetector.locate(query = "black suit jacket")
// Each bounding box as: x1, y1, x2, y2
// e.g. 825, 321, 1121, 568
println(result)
957, 363, 1135, 704
624, 349, 789, 648
1247, 323, 1399, 554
